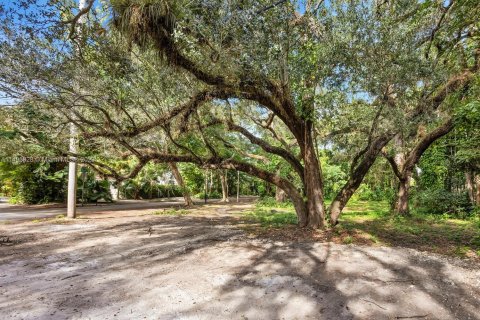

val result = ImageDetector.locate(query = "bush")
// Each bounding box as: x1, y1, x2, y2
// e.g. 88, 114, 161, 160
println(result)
414, 189, 473, 217
149, 185, 183, 198
255, 196, 293, 208
78, 179, 112, 203
119, 182, 183, 199
353, 184, 392, 202
1, 163, 67, 204
244, 208, 297, 227
194, 191, 222, 199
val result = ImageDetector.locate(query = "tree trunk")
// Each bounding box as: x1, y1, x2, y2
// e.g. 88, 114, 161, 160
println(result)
207, 157, 309, 227
394, 174, 411, 215
220, 169, 229, 202
475, 173, 480, 206
329, 134, 393, 225
329, 180, 357, 225
275, 186, 286, 202
236, 171, 240, 202
302, 124, 325, 228
466, 171, 475, 205
168, 162, 193, 206
274, 168, 286, 203
280, 182, 308, 227
204, 171, 208, 203
329, 163, 379, 225
209, 170, 213, 195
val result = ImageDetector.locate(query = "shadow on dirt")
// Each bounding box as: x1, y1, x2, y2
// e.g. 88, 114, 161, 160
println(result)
0, 211, 478, 319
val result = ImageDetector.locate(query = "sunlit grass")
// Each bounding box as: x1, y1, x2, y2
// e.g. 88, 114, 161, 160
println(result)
248, 198, 479, 259
30, 214, 72, 224
152, 208, 190, 216
244, 207, 297, 228
339, 201, 479, 258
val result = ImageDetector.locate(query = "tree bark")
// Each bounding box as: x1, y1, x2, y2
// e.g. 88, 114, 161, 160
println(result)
330, 134, 393, 225
275, 186, 286, 202
209, 170, 213, 195
220, 169, 229, 202
475, 173, 480, 206
302, 124, 325, 228
396, 118, 453, 214
204, 170, 208, 203
283, 183, 308, 227
394, 174, 411, 215
466, 171, 475, 205
206, 157, 309, 226
168, 162, 193, 206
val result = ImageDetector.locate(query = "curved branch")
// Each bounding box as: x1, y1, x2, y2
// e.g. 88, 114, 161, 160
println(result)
403, 117, 454, 173
87, 157, 149, 182
83, 90, 222, 139
114, 3, 302, 137
381, 150, 402, 179
65, 0, 95, 40
223, 120, 304, 182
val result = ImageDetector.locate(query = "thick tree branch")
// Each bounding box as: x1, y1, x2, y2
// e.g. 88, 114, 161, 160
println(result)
381, 150, 403, 179
403, 117, 454, 173
215, 135, 270, 163
115, 3, 303, 139
222, 119, 304, 182
83, 90, 222, 139
65, 0, 95, 40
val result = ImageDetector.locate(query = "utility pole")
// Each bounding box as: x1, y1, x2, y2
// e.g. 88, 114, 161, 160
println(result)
204, 170, 208, 204
67, 117, 78, 218
67, 0, 88, 219
236, 171, 240, 203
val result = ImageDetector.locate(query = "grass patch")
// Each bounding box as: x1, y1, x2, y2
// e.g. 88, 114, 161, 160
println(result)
248, 198, 479, 259
29, 213, 73, 224
339, 201, 480, 259
153, 208, 190, 216
243, 207, 297, 228
255, 197, 294, 209
342, 235, 353, 244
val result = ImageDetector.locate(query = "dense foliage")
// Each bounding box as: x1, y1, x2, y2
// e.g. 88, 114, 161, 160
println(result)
0, 0, 478, 225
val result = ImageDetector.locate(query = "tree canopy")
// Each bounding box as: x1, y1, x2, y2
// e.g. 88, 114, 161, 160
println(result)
0, 0, 478, 227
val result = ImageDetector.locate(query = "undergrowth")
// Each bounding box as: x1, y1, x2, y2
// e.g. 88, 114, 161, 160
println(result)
246, 198, 479, 259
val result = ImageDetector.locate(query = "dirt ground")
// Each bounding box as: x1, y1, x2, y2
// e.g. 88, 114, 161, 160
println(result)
1, 201, 479, 320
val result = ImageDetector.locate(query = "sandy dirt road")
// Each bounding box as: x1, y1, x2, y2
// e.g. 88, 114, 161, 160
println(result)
0, 201, 479, 320
0, 198, 197, 222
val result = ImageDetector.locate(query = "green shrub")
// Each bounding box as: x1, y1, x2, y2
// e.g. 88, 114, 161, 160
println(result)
119, 181, 183, 199
355, 184, 393, 202
1, 163, 67, 204
78, 179, 112, 203
255, 196, 293, 208
194, 191, 222, 199
244, 208, 297, 227
414, 189, 473, 217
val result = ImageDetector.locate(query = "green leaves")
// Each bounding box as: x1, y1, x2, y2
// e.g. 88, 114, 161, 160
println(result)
455, 101, 480, 125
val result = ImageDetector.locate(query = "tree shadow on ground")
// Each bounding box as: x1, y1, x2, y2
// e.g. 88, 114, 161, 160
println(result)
0, 211, 479, 319
339, 214, 480, 258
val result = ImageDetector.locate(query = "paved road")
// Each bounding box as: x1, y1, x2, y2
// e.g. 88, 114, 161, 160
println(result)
0, 197, 190, 222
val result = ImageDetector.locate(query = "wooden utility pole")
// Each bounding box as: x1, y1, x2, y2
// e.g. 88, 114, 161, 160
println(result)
236, 171, 240, 203
67, 122, 78, 218
204, 170, 208, 204
67, 0, 87, 219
